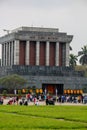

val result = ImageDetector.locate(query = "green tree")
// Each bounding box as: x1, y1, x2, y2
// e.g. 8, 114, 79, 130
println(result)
78, 45, 87, 65
2, 90, 7, 96
0, 74, 27, 90
69, 54, 78, 67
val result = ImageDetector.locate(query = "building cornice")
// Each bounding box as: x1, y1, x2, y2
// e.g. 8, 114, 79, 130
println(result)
0, 29, 73, 44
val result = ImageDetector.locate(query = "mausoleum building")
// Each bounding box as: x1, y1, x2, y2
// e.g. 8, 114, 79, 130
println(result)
0, 27, 87, 94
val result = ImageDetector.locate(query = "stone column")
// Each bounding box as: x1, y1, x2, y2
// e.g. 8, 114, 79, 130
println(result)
7, 42, 10, 66
11, 41, 14, 66
55, 42, 59, 66
46, 41, 50, 66
4, 43, 6, 66
62, 44, 65, 66
25, 41, 30, 65
2, 44, 4, 66
8, 42, 11, 66
65, 43, 69, 66
14, 40, 19, 65
36, 41, 40, 65
1, 44, 4, 66
3, 43, 6, 66
5, 43, 8, 66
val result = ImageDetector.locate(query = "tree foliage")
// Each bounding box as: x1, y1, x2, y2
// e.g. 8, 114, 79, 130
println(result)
78, 45, 87, 65
69, 54, 78, 67
0, 74, 27, 90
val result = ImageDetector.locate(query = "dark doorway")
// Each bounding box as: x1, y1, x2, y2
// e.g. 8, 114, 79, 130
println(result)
42, 84, 64, 95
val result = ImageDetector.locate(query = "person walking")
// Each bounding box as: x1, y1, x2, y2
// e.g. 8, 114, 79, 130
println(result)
16, 96, 19, 105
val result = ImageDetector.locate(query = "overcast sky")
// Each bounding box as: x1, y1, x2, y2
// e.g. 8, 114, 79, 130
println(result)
0, 0, 87, 58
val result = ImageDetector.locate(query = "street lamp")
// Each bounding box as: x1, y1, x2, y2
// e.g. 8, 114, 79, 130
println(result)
14, 89, 17, 95
45, 88, 47, 95
56, 88, 58, 102
56, 88, 58, 95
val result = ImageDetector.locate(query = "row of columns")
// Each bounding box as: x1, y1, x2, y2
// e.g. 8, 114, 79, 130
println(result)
2, 40, 69, 66
25, 41, 60, 66
36, 41, 69, 66
2, 41, 14, 66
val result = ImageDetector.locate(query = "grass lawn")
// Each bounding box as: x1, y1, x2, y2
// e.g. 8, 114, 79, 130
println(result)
0, 105, 87, 130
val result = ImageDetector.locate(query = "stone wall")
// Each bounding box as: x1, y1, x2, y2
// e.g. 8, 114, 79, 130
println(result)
9, 65, 84, 77
23, 75, 87, 89
0, 65, 87, 90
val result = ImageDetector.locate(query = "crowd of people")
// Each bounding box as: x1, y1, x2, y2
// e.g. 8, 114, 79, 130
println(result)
0, 93, 86, 105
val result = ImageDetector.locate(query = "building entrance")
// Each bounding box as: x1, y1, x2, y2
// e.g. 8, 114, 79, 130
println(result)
42, 84, 64, 95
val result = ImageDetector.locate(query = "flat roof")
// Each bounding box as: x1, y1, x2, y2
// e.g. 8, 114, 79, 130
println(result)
12, 26, 59, 33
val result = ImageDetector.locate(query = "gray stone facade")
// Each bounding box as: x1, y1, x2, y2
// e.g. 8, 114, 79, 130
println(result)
0, 65, 87, 91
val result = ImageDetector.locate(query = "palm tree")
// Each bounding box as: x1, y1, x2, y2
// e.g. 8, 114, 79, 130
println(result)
78, 45, 87, 65
69, 54, 78, 67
